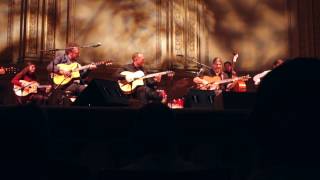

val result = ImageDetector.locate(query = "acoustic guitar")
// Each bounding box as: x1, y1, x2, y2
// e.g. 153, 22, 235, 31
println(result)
13, 80, 51, 96
197, 75, 250, 90
51, 60, 112, 85
118, 70, 174, 94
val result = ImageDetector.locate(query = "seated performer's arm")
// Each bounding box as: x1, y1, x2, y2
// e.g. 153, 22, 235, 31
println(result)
47, 55, 71, 76
226, 80, 237, 91
11, 71, 25, 87
114, 66, 128, 81
47, 55, 62, 74
193, 76, 208, 85
253, 70, 271, 85
145, 71, 162, 87
79, 64, 96, 83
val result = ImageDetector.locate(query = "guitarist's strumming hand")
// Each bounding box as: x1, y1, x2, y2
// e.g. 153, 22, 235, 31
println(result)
20, 80, 31, 88
226, 81, 236, 91
202, 79, 209, 85
59, 70, 71, 77
45, 85, 52, 93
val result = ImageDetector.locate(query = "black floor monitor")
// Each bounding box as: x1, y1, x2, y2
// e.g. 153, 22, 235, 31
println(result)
73, 79, 129, 107
184, 89, 215, 109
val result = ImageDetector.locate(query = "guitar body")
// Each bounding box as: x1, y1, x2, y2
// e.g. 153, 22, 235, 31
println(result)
118, 71, 145, 94
202, 76, 221, 83
52, 63, 81, 85
196, 75, 250, 91
13, 80, 39, 96
197, 76, 221, 90
118, 70, 174, 94
118, 79, 144, 94
51, 61, 112, 85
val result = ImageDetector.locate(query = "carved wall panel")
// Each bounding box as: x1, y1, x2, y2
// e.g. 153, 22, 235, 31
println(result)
185, 0, 200, 69
0, 1, 11, 63
21, 0, 59, 62
42, 0, 56, 60
2, 0, 320, 72
166, 0, 203, 70
24, 0, 41, 58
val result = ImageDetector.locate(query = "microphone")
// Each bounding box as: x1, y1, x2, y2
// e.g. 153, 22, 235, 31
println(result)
197, 68, 204, 76
80, 42, 102, 48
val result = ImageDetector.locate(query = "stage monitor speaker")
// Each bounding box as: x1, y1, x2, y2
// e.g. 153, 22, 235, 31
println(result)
184, 89, 215, 109
73, 79, 128, 107
222, 92, 256, 110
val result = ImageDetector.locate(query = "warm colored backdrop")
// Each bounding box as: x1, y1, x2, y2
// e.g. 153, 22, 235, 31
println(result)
1, 0, 319, 72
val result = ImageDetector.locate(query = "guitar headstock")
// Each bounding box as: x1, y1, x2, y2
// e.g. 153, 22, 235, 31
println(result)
232, 53, 239, 63
103, 60, 113, 66
4, 66, 18, 74
167, 71, 175, 77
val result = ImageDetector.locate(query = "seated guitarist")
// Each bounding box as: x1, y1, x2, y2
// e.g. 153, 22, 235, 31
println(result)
46, 42, 97, 97
11, 62, 51, 105
115, 52, 163, 104
193, 57, 236, 94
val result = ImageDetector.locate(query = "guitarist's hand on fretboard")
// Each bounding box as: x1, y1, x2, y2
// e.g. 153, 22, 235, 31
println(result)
88, 64, 97, 70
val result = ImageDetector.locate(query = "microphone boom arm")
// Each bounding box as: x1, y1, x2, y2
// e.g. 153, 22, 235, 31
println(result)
179, 55, 211, 69
41, 42, 102, 52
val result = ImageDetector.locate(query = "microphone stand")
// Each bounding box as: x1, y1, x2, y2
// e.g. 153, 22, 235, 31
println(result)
165, 57, 175, 107
41, 48, 71, 105
178, 55, 211, 91
184, 56, 211, 70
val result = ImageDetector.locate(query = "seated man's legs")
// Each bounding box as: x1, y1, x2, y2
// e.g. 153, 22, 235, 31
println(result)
29, 94, 48, 105
135, 86, 148, 104
135, 86, 162, 104
65, 83, 86, 96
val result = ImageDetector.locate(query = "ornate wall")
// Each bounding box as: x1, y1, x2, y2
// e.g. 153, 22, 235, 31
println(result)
0, 0, 319, 72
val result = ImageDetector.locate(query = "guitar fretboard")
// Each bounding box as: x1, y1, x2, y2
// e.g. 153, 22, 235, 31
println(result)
71, 61, 112, 72
213, 75, 250, 85
142, 71, 172, 79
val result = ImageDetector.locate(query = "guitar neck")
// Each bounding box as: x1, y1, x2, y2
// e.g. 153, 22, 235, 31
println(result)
18, 80, 50, 88
38, 85, 51, 88
213, 75, 249, 85
142, 71, 171, 79
214, 78, 235, 85
74, 61, 106, 71
4, 66, 17, 74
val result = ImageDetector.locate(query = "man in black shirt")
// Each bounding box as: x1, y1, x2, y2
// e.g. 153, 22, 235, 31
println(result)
115, 52, 163, 104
